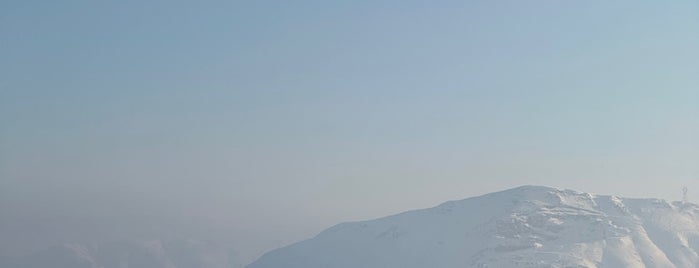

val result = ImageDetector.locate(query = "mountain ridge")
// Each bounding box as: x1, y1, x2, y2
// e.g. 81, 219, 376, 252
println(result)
248, 185, 699, 268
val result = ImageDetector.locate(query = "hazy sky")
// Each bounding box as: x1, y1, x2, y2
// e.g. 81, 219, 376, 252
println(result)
1, 0, 698, 263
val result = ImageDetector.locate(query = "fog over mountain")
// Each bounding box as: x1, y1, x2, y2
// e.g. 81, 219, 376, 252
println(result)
0, 239, 241, 268
250, 186, 699, 268
10, 186, 699, 268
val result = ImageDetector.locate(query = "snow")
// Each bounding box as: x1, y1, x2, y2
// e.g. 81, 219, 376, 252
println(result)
248, 185, 699, 268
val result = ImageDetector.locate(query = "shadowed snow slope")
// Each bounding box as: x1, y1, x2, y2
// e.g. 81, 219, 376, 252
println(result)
248, 185, 699, 268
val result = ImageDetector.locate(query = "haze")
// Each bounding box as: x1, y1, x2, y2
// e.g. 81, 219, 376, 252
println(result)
1, 0, 698, 265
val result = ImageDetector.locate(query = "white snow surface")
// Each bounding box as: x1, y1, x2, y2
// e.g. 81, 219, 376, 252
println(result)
248, 185, 699, 268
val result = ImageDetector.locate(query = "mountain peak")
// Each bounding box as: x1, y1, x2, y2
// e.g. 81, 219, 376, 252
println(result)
249, 186, 699, 268
504, 184, 562, 192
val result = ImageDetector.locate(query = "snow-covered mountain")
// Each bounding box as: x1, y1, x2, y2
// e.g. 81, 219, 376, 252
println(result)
1, 239, 241, 268
248, 185, 699, 268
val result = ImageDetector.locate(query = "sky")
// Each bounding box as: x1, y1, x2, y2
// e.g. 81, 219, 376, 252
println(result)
1, 0, 698, 264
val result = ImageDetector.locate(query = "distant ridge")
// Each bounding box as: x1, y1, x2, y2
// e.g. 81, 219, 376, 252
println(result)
1, 239, 241, 268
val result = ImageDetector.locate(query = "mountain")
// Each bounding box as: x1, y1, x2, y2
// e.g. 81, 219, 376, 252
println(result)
248, 185, 699, 268
2, 239, 242, 268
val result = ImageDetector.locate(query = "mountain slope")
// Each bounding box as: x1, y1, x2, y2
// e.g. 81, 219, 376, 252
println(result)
248, 186, 699, 268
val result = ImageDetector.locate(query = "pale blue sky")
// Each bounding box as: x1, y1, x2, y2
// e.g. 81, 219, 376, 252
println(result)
1, 0, 698, 263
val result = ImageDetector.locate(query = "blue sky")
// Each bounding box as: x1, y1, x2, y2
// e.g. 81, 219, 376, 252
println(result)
1, 0, 698, 262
